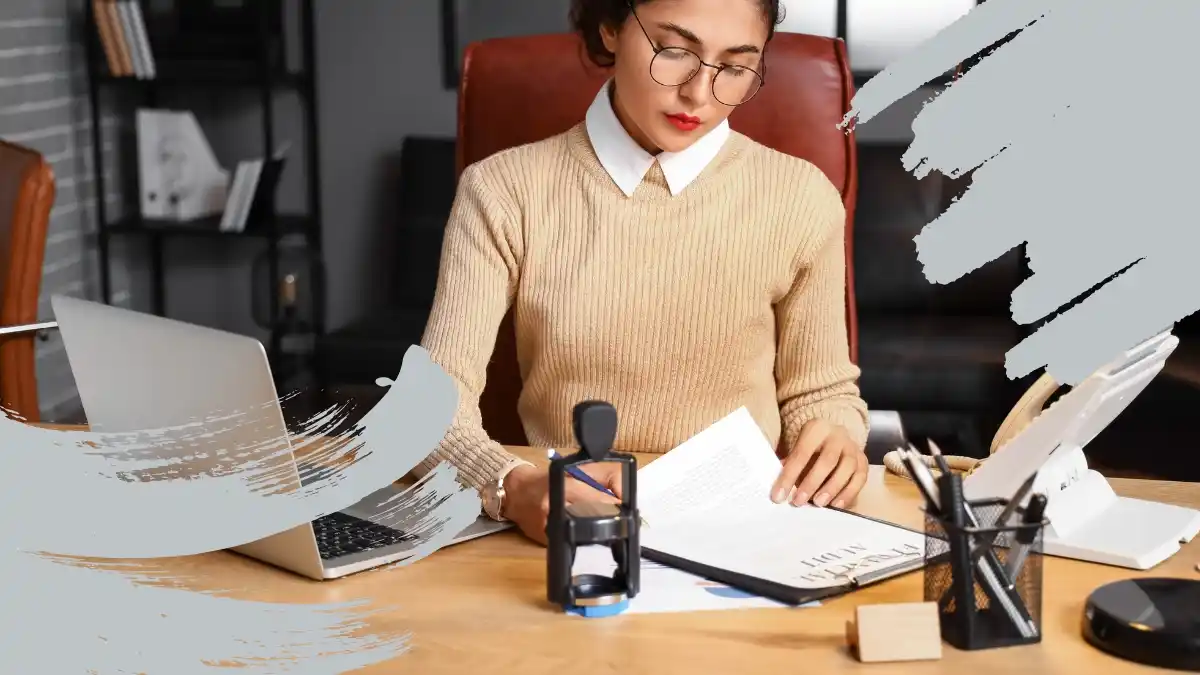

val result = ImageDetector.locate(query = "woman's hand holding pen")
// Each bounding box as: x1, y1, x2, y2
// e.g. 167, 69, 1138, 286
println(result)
772, 419, 869, 510
501, 463, 623, 546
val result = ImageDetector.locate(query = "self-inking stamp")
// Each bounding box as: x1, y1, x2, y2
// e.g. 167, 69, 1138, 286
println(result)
546, 401, 640, 618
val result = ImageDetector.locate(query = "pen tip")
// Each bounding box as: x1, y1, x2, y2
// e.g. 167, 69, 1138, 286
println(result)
927, 439, 943, 456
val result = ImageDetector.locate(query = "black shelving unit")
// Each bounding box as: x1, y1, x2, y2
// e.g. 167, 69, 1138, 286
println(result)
81, 0, 324, 385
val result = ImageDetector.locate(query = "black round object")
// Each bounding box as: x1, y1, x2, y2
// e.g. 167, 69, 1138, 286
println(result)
1082, 578, 1200, 671
570, 574, 626, 607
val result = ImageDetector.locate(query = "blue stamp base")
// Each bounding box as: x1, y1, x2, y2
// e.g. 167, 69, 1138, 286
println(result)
567, 599, 630, 618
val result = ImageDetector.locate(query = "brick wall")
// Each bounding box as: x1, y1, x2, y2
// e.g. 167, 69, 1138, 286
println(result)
0, 0, 136, 422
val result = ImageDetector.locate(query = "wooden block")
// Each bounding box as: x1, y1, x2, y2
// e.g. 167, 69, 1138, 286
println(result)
846, 602, 943, 663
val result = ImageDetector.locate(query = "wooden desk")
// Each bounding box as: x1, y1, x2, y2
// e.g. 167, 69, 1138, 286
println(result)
32, 427, 1200, 673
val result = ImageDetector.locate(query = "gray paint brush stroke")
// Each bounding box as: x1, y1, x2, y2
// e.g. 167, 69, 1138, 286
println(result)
1, 549, 410, 674
843, 0, 1200, 385
1, 344, 481, 673
8, 345, 463, 558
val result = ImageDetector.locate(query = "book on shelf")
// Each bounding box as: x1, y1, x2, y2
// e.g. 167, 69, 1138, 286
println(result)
219, 143, 290, 233
91, 0, 156, 79
91, 0, 300, 80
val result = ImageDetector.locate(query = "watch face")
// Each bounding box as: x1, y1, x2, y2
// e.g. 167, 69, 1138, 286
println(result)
482, 484, 502, 519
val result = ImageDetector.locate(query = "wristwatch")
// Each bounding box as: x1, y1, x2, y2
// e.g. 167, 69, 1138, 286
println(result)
481, 458, 532, 521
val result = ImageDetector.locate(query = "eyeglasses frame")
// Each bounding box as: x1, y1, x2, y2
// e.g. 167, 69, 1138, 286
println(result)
624, 1, 766, 107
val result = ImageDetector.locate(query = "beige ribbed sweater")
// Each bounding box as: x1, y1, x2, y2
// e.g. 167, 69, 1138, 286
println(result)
418, 122, 869, 491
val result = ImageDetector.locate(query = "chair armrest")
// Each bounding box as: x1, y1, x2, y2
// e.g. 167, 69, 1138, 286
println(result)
865, 409, 908, 464
0, 321, 58, 338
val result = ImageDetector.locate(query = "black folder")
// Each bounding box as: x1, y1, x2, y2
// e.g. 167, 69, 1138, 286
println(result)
640, 508, 928, 607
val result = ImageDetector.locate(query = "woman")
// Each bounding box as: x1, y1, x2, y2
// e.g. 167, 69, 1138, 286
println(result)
417, 0, 870, 544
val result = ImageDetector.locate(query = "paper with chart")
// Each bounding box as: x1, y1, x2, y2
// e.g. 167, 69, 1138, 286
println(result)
637, 408, 925, 590
570, 544, 804, 614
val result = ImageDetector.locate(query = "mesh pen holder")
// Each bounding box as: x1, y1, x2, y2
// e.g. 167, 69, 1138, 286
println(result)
923, 498, 1046, 651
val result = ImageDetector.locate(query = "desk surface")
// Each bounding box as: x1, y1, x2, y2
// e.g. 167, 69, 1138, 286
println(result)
34, 426, 1200, 674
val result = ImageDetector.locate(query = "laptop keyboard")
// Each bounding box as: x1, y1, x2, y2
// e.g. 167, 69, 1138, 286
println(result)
313, 511, 417, 560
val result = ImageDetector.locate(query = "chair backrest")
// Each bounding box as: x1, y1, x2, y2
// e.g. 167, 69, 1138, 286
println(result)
456, 32, 859, 446
0, 140, 55, 423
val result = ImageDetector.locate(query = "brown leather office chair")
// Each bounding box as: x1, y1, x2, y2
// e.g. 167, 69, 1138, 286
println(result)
0, 140, 56, 423
456, 32, 859, 446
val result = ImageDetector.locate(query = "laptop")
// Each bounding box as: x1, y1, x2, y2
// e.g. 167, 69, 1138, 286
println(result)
51, 295, 510, 580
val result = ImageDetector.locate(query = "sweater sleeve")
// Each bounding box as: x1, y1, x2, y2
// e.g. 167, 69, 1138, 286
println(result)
416, 162, 528, 492
775, 189, 870, 453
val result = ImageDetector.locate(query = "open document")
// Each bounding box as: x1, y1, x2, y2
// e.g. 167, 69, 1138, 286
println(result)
632, 408, 926, 605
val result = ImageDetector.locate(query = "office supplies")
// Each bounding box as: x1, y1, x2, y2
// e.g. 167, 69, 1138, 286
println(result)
965, 472, 1038, 568
938, 473, 976, 627
52, 295, 509, 581
926, 472, 1041, 647
634, 408, 927, 606
894, 448, 937, 512
965, 329, 1199, 569
927, 439, 952, 477
1082, 578, 1200, 671
903, 447, 943, 513
992, 472, 1038, 531
908, 443, 1020, 608
905, 445, 1024, 605
959, 473, 1041, 638
919, 445, 1017, 581
929, 456, 1035, 628
951, 473, 1015, 631
547, 401, 640, 618
845, 602, 943, 663
1005, 493, 1049, 586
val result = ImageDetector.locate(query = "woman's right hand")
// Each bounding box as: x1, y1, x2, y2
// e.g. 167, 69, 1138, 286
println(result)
500, 463, 624, 545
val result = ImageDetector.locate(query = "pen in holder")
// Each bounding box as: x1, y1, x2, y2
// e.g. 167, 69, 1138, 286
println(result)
546, 401, 640, 618
923, 496, 1047, 651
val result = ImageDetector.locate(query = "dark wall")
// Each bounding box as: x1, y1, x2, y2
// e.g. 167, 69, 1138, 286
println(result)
0, 0, 941, 419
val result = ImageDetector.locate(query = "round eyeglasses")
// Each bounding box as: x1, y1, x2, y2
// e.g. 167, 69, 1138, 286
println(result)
649, 48, 762, 106
628, 6, 764, 106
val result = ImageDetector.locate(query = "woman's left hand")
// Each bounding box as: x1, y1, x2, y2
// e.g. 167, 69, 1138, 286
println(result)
771, 419, 868, 510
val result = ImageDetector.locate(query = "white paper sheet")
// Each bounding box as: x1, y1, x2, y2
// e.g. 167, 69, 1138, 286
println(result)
636, 408, 781, 528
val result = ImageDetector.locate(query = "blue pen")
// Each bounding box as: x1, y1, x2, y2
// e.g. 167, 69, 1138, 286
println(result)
548, 449, 647, 527
549, 448, 617, 496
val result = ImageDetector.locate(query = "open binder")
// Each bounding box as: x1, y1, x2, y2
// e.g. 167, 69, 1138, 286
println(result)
641, 512, 926, 606
627, 408, 927, 607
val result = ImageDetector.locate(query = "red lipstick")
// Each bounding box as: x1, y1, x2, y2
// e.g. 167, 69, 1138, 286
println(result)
665, 112, 701, 132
